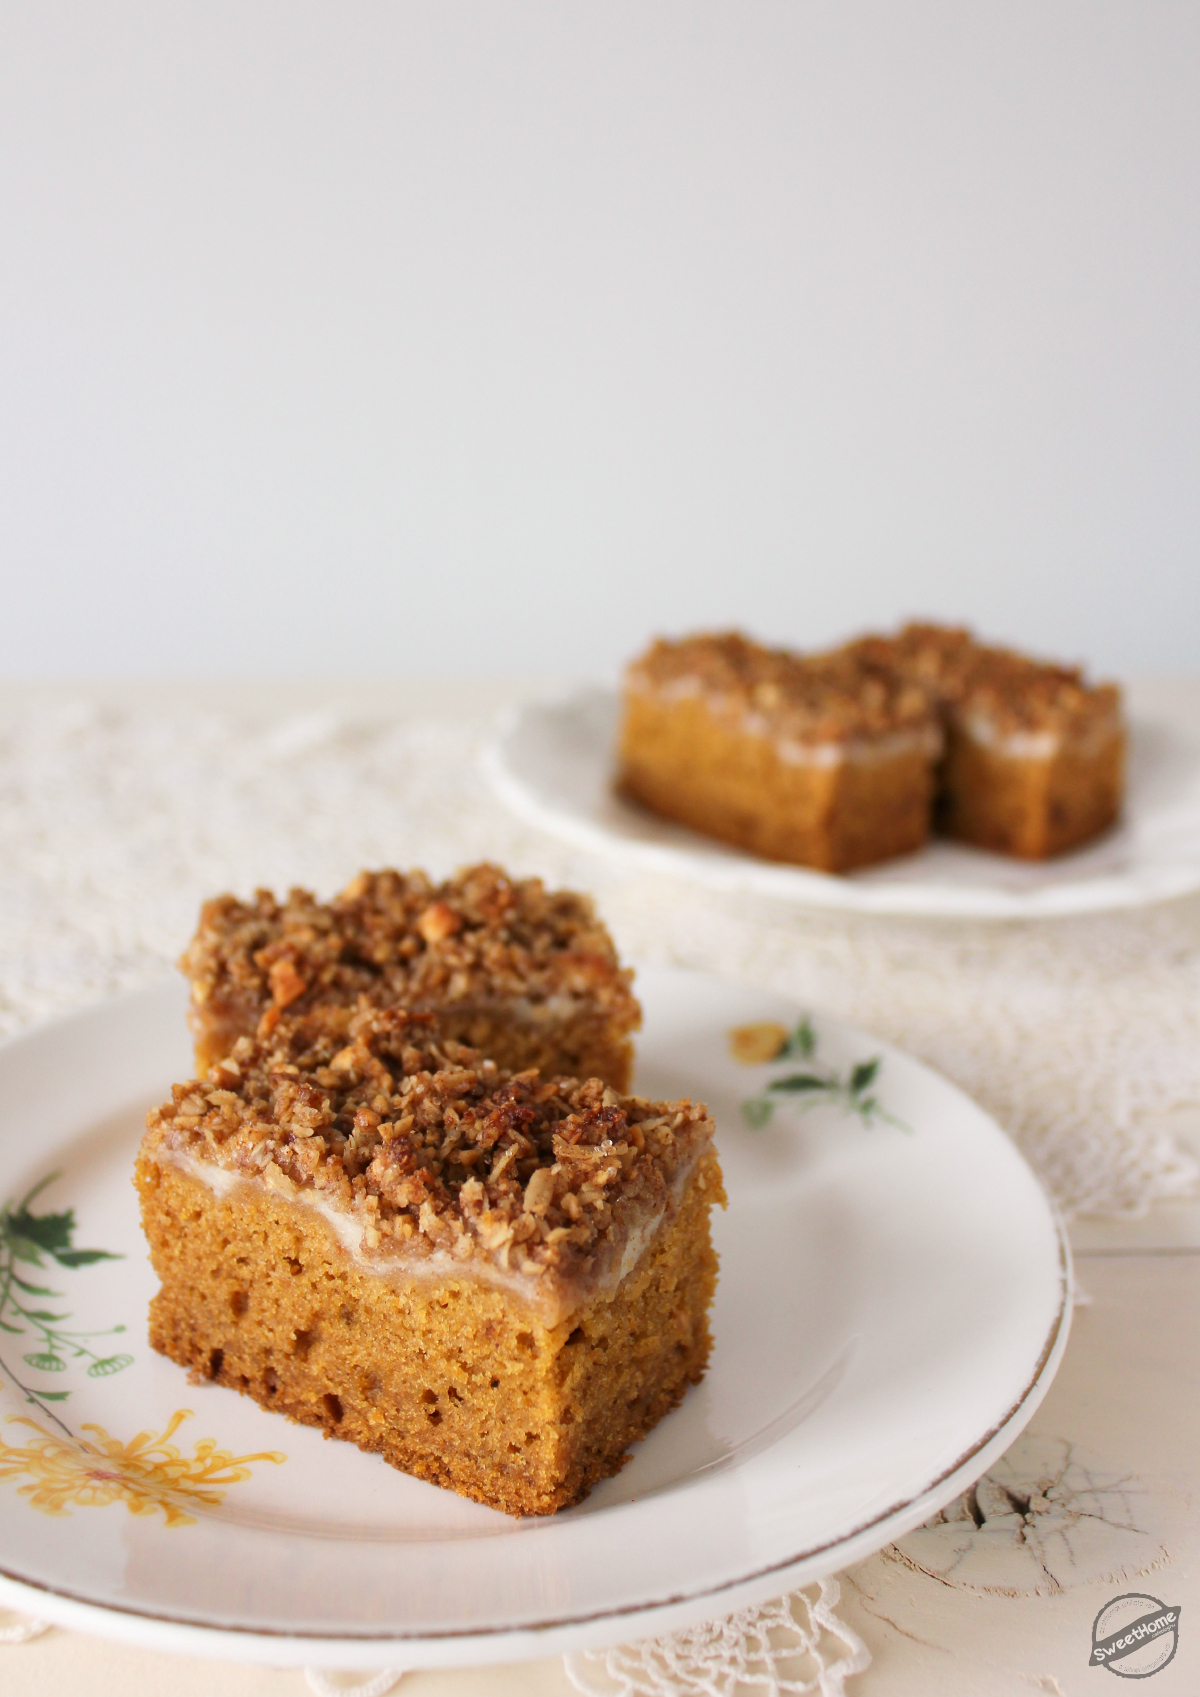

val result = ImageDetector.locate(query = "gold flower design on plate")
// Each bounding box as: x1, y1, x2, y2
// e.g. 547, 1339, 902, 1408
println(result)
728, 1022, 791, 1066
0, 1407, 284, 1526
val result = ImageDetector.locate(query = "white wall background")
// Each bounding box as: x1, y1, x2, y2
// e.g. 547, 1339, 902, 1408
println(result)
0, 3, 1197, 681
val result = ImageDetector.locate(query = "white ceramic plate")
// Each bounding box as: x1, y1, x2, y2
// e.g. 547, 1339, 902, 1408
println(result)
0, 969, 1068, 1669
483, 686, 1200, 917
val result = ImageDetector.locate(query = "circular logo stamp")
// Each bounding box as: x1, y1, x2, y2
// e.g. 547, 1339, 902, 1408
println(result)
1090, 1593, 1181, 1678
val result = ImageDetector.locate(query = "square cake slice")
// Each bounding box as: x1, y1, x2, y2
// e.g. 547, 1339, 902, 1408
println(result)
135, 1004, 722, 1516
617, 632, 942, 871
179, 862, 641, 1090
852, 624, 1126, 859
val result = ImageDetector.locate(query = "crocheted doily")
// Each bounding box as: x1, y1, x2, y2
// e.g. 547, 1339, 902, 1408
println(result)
0, 692, 1196, 1217
1, 1585, 868, 1697
563, 1580, 870, 1697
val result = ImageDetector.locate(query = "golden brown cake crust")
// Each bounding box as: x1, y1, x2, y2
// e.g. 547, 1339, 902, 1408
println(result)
142, 1003, 713, 1318
180, 863, 641, 1087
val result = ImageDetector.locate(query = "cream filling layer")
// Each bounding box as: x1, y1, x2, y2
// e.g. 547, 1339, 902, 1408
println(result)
154, 1145, 700, 1330
504, 994, 591, 1025
957, 710, 1123, 761
765, 724, 943, 768
628, 674, 942, 766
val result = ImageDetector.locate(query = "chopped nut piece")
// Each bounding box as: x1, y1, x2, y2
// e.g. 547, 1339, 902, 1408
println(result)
269, 958, 307, 1009
263, 1160, 297, 1197
523, 1166, 556, 1216
417, 901, 463, 943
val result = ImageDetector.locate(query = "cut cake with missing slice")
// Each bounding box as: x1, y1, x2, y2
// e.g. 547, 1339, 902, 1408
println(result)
135, 1003, 722, 1517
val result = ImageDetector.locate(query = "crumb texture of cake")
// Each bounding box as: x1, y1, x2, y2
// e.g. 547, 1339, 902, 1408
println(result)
180, 862, 641, 1088
619, 625, 1124, 867
619, 633, 942, 871
136, 1006, 722, 1516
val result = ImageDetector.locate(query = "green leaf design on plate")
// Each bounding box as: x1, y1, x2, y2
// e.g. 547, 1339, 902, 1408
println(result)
87, 1354, 134, 1378
850, 1058, 880, 1093
779, 1017, 817, 1060
53, 1248, 122, 1268
0, 1173, 131, 1422
741, 1096, 774, 1129
740, 1018, 910, 1136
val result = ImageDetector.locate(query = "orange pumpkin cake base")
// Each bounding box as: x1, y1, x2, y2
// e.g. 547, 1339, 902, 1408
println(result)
852, 624, 1126, 859
618, 633, 941, 873
136, 1005, 722, 1517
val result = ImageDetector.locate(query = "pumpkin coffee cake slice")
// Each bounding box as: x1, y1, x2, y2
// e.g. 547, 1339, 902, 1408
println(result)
618, 632, 942, 871
180, 862, 641, 1090
135, 1004, 723, 1516
847, 623, 1126, 859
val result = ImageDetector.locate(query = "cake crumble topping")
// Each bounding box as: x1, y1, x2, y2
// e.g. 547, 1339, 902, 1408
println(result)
630, 627, 1121, 746
143, 1004, 714, 1295
626, 632, 939, 743
848, 623, 1122, 738
181, 862, 640, 1029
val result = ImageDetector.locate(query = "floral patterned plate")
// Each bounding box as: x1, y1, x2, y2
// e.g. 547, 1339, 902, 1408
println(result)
0, 968, 1069, 1669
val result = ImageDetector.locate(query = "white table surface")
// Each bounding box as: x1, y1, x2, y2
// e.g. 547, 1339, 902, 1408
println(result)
3, 679, 1199, 1696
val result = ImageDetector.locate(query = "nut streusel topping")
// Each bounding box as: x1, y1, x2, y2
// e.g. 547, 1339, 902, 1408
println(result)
848, 623, 1122, 738
626, 632, 938, 743
142, 1003, 715, 1314
182, 862, 640, 1028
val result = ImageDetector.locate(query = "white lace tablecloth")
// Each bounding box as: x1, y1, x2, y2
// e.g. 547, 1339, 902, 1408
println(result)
2, 680, 1198, 1219
3, 678, 1200, 1697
